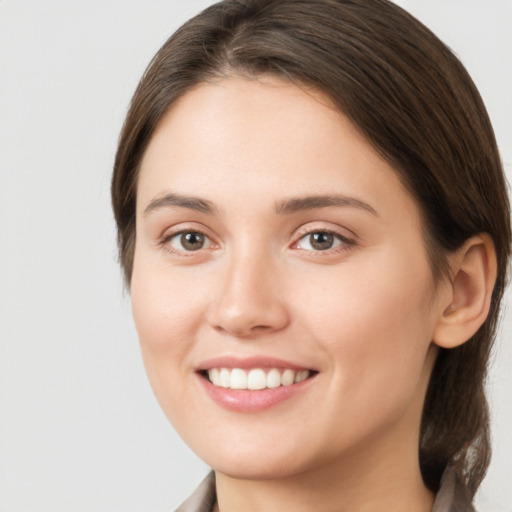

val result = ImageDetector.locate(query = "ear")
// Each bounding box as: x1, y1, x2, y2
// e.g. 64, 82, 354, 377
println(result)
433, 233, 497, 349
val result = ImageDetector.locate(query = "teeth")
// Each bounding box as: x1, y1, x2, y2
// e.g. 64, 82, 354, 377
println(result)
209, 368, 220, 386
295, 370, 309, 383
247, 369, 266, 390
230, 368, 247, 389
219, 368, 230, 388
206, 367, 311, 390
281, 369, 295, 386
266, 368, 281, 388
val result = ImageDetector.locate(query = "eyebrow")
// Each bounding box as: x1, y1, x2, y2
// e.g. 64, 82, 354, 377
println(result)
143, 192, 217, 216
275, 194, 378, 216
143, 192, 378, 217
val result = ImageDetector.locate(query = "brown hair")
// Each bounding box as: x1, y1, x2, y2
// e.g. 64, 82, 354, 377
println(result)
112, 0, 510, 496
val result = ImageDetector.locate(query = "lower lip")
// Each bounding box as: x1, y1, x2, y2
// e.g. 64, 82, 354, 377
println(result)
197, 373, 315, 412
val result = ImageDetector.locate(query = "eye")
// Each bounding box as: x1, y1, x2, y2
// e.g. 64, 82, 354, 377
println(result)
295, 231, 347, 251
167, 230, 213, 252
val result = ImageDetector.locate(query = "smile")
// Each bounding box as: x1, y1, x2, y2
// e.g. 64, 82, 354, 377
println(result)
206, 367, 311, 390
197, 358, 317, 411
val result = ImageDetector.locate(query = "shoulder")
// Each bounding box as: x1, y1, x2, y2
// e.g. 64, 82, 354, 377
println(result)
432, 468, 476, 512
174, 472, 216, 512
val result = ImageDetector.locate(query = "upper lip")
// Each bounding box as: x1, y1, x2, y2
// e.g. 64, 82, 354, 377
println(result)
196, 355, 314, 371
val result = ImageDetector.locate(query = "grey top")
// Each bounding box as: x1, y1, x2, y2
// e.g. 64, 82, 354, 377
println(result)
175, 469, 476, 512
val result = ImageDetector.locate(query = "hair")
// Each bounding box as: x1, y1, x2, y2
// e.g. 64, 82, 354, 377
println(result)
112, 0, 510, 497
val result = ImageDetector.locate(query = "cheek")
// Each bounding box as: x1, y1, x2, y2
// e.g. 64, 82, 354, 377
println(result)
130, 260, 214, 432
296, 250, 438, 401
130, 256, 209, 382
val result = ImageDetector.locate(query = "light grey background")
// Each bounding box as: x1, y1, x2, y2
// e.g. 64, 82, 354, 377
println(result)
0, 1, 510, 511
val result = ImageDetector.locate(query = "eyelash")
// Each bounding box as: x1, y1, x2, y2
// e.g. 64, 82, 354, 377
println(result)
158, 227, 355, 257
292, 229, 354, 254
159, 228, 215, 256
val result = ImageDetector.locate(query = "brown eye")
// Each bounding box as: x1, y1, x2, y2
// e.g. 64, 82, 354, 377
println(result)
309, 232, 334, 250
295, 231, 346, 251
168, 231, 211, 252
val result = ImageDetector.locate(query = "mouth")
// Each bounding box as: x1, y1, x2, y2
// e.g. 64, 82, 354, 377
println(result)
201, 367, 313, 390
196, 356, 318, 411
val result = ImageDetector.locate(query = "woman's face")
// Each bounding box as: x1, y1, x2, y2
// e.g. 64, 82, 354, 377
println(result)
132, 76, 447, 479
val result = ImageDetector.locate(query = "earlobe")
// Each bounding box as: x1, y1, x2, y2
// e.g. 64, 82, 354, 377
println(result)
433, 233, 497, 349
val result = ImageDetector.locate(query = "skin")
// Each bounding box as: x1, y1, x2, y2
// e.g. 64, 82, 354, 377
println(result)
131, 76, 455, 511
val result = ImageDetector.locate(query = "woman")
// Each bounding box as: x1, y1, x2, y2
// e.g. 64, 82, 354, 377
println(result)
112, 0, 510, 510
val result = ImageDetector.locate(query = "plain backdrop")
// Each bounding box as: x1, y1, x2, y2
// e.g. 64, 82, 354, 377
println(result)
0, 1, 511, 511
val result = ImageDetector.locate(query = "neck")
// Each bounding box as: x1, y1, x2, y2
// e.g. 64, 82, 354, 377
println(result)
214, 457, 433, 512
213, 421, 434, 512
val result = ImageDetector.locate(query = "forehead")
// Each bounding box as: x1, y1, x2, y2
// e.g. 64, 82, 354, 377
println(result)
137, 76, 420, 225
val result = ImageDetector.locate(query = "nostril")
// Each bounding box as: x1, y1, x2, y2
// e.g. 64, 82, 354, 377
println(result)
207, 300, 290, 338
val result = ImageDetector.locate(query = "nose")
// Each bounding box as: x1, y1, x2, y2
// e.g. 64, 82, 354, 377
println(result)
206, 249, 290, 338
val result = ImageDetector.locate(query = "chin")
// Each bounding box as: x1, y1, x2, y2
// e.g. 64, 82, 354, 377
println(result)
210, 455, 307, 481
188, 430, 335, 482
